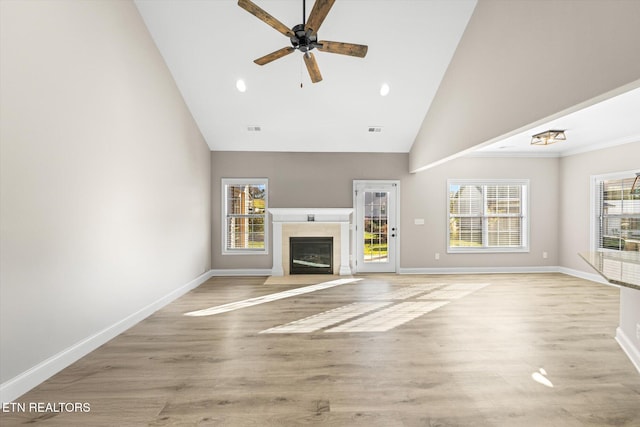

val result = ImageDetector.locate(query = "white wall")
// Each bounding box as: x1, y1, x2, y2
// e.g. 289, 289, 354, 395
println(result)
410, 0, 640, 172
0, 0, 211, 399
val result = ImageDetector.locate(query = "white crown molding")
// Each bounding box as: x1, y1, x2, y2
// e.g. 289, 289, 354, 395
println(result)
559, 136, 640, 157
465, 151, 560, 158
467, 136, 640, 159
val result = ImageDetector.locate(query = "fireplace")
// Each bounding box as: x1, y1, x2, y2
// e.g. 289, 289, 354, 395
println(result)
289, 237, 333, 274
269, 208, 352, 276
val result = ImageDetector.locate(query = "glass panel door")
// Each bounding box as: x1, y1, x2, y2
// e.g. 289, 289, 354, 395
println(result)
363, 191, 389, 263
354, 181, 398, 273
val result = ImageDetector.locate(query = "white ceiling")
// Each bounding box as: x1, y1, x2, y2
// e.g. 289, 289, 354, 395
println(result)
474, 86, 640, 157
134, 0, 477, 152
135, 0, 640, 157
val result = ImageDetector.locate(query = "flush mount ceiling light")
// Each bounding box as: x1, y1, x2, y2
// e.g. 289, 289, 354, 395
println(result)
380, 83, 390, 97
530, 129, 566, 146
236, 79, 247, 92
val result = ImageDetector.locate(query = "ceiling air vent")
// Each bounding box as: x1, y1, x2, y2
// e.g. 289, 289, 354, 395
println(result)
368, 127, 382, 133
247, 126, 261, 132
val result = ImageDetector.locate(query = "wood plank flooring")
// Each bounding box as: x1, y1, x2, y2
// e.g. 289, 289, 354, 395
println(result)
2, 273, 639, 426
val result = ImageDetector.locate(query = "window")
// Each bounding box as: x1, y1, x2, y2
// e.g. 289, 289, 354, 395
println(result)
593, 171, 640, 252
448, 179, 529, 252
222, 178, 268, 254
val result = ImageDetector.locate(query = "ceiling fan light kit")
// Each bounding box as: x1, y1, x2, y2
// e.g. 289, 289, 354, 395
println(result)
238, 0, 368, 84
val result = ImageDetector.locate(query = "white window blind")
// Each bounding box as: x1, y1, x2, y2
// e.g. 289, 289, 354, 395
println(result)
448, 180, 529, 252
596, 174, 640, 252
222, 178, 268, 254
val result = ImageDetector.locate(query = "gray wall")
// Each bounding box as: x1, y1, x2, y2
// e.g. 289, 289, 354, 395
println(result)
402, 155, 560, 269
211, 151, 560, 272
410, 0, 640, 172
0, 0, 211, 385
211, 152, 409, 270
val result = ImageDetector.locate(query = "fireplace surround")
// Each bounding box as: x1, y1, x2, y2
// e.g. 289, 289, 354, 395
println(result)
269, 208, 353, 276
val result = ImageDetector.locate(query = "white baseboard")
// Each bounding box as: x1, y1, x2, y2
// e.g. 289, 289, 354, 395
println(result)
0, 270, 213, 403
399, 266, 560, 275
556, 266, 613, 286
616, 327, 640, 374
210, 269, 272, 276
397, 265, 618, 288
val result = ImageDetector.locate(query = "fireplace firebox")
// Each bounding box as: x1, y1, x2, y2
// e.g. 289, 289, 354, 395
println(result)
289, 237, 333, 274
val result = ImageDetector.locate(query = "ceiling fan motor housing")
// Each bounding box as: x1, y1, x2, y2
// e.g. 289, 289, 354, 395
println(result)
290, 24, 319, 52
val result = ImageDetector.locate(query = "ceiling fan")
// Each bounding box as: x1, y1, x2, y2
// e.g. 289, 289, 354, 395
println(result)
237, 0, 368, 83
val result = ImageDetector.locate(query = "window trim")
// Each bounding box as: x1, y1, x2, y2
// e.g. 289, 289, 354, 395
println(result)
221, 178, 269, 255
590, 169, 640, 253
447, 179, 530, 254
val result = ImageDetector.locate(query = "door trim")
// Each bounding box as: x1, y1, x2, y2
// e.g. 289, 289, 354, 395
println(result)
352, 180, 401, 274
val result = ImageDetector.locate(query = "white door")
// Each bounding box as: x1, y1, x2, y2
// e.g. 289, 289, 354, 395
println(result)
353, 181, 399, 273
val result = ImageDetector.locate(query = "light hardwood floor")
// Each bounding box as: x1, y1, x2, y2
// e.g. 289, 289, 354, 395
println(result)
2, 273, 640, 426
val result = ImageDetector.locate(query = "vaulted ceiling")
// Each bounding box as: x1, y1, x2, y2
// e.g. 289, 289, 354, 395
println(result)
135, 0, 477, 153
135, 0, 640, 156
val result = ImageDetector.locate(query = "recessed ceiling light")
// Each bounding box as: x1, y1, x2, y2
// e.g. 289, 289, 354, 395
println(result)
236, 79, 247, 93
380, 83, 390, 97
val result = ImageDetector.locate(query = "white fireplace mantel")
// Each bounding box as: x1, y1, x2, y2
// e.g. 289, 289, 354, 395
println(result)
269, 208, 353, 276
269, 208, 353, 223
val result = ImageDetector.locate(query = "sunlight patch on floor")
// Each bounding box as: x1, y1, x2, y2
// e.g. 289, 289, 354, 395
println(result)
261, 282, 493, 333
326, 301, 450, 333
259, 302, 392, 334
184, 278, 362, 317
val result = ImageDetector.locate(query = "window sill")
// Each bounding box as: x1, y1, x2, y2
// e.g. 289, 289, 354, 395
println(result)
447, 247, 530, 254
222, 250, 269, 256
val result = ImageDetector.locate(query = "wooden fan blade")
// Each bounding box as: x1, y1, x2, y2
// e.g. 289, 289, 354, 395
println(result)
303, 52, 323, 83
318, 40, 368, 58
254, 47, 295, 65
238, 0, 293, 37
304, 0, 335, 34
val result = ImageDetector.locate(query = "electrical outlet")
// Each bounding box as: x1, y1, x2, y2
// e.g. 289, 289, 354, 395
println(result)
636, 323, 640, 340
543, 251, 548, 259
435, 253, 440, 260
